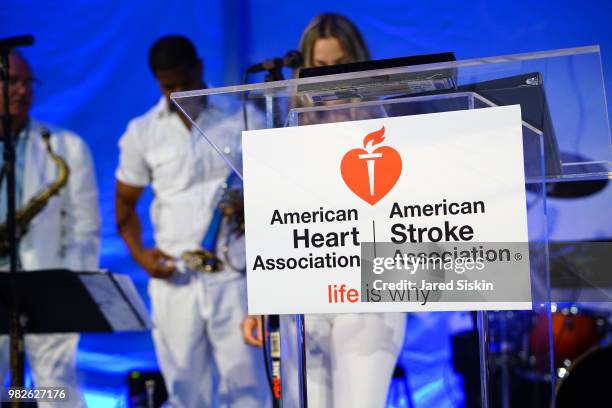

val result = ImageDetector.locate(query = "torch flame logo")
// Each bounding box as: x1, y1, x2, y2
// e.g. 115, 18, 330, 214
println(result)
363, 126, 386, 151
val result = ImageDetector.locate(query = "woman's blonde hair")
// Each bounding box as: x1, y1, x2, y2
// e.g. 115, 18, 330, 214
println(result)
299, 13, 371, 68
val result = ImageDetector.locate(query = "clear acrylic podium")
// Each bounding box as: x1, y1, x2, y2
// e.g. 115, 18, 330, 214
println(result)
172, 46, 611, 408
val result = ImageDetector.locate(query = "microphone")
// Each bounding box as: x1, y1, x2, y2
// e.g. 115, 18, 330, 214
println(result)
0, 35, 35, 52
246, 50, 303, 74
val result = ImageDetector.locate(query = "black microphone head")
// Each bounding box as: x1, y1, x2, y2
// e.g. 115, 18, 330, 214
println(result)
0, 35, 35, 52
283, 50, 303, 70
40, 126, 51, 140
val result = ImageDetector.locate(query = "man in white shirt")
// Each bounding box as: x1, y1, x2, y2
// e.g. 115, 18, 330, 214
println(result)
0, 51, 100, 408
115, 35, 267, 408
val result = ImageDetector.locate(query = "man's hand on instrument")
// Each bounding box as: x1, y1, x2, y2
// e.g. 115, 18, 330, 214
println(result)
241, 315, 264, 347
135, 248, 175, 279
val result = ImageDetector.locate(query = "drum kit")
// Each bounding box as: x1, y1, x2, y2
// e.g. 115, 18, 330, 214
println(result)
488, 305, 611, 407
486, 174, 611, 407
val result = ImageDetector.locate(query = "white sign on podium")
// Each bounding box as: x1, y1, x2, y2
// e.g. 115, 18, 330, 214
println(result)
242, 105, 531, 314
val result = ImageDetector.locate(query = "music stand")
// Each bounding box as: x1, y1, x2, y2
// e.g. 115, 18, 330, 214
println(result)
0, 270, 150, 335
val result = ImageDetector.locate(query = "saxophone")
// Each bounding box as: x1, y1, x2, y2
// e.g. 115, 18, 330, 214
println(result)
0, 127, 70, 256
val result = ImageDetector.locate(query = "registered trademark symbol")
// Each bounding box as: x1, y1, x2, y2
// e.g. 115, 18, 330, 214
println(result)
514, 252, 522, 261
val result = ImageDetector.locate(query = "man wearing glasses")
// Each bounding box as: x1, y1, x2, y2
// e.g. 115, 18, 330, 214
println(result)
0, 51, 100, 407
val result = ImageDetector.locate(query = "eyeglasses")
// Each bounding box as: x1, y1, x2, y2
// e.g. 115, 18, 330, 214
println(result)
0, 76, 41, 90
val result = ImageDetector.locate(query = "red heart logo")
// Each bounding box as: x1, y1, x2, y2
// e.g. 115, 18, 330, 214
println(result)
340, 127, 402, 205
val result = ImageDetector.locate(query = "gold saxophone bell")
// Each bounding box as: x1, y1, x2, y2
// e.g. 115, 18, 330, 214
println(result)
0, 127, 70, 257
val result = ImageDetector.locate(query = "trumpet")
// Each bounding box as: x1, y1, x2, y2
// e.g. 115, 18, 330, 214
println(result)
179, 249, 224, 273
177, 173, 245, 274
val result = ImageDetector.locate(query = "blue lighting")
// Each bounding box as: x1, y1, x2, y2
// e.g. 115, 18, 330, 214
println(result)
1, 1, 611, 406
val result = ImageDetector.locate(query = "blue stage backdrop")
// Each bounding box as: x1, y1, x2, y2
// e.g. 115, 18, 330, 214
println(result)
2, 1, 612, 406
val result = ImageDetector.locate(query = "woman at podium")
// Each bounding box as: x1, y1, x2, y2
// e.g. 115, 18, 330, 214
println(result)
242, 13, 406, 408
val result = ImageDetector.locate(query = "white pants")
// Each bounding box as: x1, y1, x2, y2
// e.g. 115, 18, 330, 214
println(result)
149, 270, 268, 408
282, 313, 406, 408
0, 333, 85, 408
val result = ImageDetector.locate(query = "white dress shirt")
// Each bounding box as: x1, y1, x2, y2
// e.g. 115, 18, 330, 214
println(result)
116, 97, 241, 257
